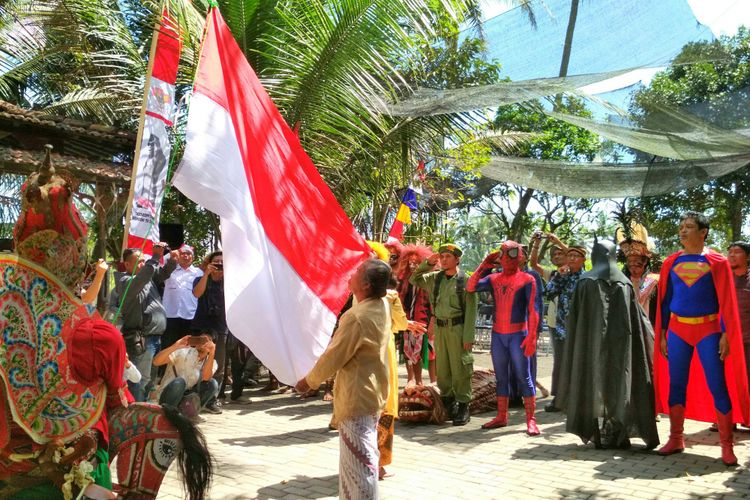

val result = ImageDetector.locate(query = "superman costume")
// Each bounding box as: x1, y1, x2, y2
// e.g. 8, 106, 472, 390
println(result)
467, 242, 540, 435
655, 249, 750, 464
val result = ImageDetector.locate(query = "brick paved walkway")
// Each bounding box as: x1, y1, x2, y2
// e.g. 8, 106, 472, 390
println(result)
151, 354, 750, 499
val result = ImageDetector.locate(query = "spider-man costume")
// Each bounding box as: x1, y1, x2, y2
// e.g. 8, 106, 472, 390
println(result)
655, 250, 750, 465
467, 241, 540, 435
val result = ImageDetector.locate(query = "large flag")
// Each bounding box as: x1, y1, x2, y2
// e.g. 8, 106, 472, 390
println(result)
124, 9, 181, 255
173, 8, 370, 384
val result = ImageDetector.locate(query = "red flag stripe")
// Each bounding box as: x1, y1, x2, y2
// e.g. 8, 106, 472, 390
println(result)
151, 9, 181, 84
192, 9, 369, 313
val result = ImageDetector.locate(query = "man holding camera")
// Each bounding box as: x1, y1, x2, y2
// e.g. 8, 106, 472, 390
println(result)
162, 244, 203, 350
192, 251, 231, 413
115, 242, 178, 401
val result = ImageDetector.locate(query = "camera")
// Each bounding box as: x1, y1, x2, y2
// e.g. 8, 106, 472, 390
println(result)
213, 263, 223, 271
533, 230, 543, 240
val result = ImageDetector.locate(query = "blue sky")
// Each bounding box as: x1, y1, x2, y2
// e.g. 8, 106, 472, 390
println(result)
476, 0, 749, 95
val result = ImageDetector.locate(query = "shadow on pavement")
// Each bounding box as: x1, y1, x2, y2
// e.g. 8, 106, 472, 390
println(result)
555, 486, 614, 498
723, 465, 750, 497
219, 428, 337, 447
265, 400, 336, 420
594, 450, 728, 480
512, 443, 728, 480
223, 389, 339, 419
254, 474, 338, 499
394, 415, 568, 446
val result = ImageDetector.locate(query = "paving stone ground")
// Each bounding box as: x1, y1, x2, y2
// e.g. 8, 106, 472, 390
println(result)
148, 352, 750, 500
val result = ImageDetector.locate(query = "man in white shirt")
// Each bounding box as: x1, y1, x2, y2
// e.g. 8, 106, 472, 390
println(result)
152, 334, 219, 415
162, 245, 203, 350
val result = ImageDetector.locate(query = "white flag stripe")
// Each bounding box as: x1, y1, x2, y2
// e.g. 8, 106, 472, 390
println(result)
146, 76, 177, 124
173, 94, 336, 383
129, 116, 170, 243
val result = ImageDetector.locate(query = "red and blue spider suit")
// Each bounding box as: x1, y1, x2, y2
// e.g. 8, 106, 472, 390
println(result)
655, 250, 750, 465
467, 241, 540, 436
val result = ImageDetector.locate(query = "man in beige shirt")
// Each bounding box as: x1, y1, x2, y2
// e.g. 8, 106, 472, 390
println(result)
296, 258, 391, 499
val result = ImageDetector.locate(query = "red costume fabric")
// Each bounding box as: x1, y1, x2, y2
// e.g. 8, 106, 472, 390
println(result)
654, 250, 750, 423
481, 272, 539, 336
397, 245, 434, 364
69, 317, 133, 445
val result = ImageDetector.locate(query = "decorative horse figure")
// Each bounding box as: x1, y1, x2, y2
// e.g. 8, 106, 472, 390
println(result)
0, 146, 212, 499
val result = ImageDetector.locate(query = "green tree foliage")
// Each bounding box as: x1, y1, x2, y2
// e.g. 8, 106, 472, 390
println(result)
0, 0, 506, 255
463, 96, 601, 246
326, 3, 509, 240
630, 27, 750, 250
494, 97, 599, 162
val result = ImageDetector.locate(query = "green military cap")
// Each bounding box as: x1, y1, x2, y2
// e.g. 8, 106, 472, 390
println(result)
438, 243, 463, 257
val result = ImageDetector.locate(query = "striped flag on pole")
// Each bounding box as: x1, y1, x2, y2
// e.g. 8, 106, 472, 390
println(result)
172, 7, 370, 384
124, 9, 181, 255
387, 187, 418, 243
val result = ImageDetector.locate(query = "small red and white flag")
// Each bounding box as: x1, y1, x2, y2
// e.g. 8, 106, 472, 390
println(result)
126, 9, 181, 255
173, 8, 370, 384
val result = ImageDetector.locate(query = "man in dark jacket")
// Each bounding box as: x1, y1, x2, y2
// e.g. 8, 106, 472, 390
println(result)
115, 243, 177, 401
192, 250, 232, 413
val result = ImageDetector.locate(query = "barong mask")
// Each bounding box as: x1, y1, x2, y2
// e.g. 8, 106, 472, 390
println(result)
12, 145, 88, 289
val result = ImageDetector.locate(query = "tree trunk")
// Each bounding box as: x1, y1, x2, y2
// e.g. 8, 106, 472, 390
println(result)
729, 184, 743, 241
373, 202, 389, 241
559, 0, 579, 79
93, 182, 109, 260
517, 0, 579, 234
93, 181, 114, 315
509, 187, 535, 240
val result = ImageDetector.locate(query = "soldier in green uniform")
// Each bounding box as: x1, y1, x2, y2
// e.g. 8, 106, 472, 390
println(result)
410, 243, 477, 425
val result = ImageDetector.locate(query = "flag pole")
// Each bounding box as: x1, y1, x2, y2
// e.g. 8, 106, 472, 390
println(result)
121, 1, 166, 257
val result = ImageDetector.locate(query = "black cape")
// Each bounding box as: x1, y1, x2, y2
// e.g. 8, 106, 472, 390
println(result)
557, 277, 659, 449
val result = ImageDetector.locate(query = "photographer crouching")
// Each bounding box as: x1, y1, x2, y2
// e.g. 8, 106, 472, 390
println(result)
152, 334, 219, 417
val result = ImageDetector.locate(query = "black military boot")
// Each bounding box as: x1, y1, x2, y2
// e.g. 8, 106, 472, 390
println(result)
453, 402, 471, 426
441, 396, 457, 421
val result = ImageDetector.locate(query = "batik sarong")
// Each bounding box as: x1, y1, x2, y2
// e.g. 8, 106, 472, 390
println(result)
376, 414, 394, 467
403, 332, 424, 366
339, 413, 379, 500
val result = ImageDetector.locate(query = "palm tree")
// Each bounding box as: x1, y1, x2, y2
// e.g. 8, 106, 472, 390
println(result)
0, 0, 512, 242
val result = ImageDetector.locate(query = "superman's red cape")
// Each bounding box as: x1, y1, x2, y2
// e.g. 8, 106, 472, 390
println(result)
654, 250, 750, 424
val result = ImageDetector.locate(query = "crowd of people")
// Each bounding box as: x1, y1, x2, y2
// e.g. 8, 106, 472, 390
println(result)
71, 209, 750, 498
6, 149, 750, 500
293, 211, 750, 498
107, 244, 256, 418
33, 210, 749, 499
1, 156, 214, 499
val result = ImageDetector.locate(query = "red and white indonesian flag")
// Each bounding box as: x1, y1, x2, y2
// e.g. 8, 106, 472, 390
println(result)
173, 8, 370, 384
127, 9, 181, 255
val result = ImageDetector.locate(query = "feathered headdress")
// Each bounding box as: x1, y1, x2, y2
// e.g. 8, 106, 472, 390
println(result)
612, 203, 653, 259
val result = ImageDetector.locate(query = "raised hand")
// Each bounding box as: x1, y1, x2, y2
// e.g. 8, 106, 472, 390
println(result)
426, 253, 440, 266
